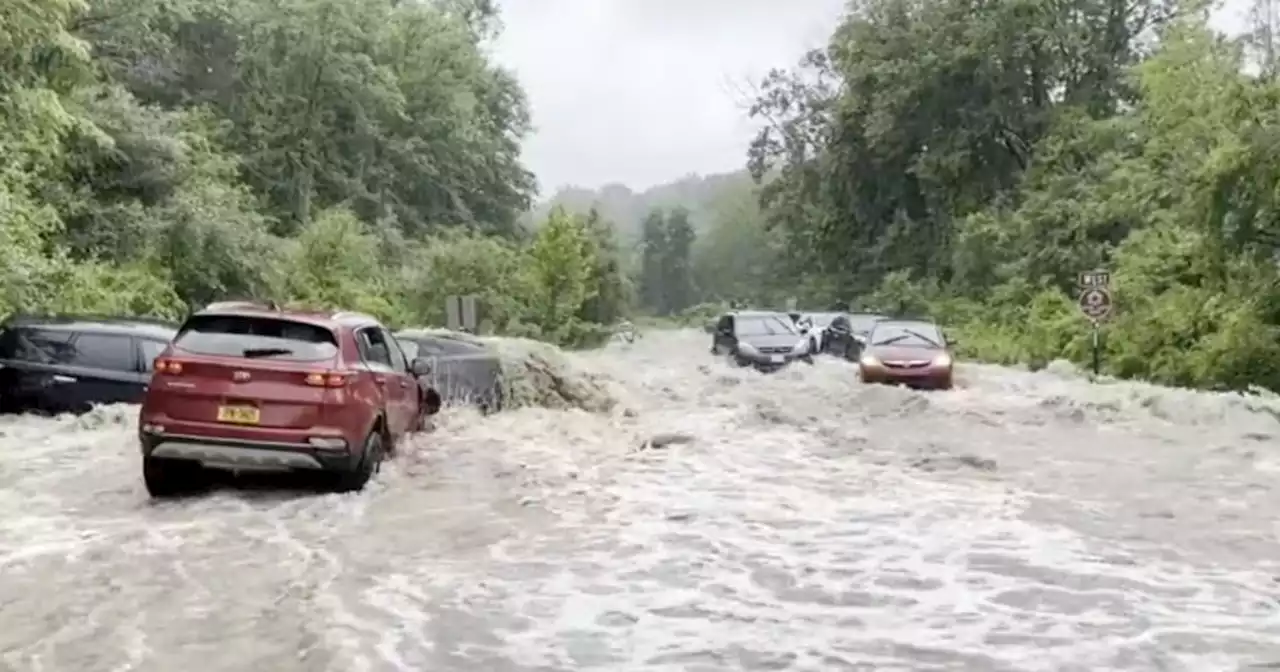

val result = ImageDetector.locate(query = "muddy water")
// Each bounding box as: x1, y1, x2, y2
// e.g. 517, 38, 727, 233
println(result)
1, 330, 1278, 671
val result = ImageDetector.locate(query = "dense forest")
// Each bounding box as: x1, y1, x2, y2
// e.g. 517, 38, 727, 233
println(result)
1, 0, 627, 347
684, 0, 1280, 392
7, 0, 1280, 390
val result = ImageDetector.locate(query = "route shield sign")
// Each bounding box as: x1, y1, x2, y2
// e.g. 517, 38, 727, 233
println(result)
1079, 269, 1111, 289
1078, 287, 1113, 321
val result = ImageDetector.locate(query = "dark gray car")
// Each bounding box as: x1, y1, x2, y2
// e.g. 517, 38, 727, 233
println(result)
0, 314, 178, 415
395, 330, 503, 413
709, 311, 809, 371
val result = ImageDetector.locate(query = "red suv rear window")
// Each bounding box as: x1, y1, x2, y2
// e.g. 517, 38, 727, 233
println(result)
173, 315, 339, 362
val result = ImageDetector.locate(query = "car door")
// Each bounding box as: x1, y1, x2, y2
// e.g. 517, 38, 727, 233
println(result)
828, 316, 852, 357
63, 331, 149, 410
380, 327, 417, 434
355, 327, 410, 434
0, 326, 79, 413
714, 316, 735, 353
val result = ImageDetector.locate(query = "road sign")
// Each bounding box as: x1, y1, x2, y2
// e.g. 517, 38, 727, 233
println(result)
1078, 268, 1111, 289
445, 295, 479, 331
460, 295, 477, 331
1078, 287, 1113, 321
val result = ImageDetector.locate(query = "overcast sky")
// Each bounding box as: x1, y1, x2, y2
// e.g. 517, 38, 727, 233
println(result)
491, 0, 1250, 197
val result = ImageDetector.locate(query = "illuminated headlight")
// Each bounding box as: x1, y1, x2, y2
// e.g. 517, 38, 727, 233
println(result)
933, 354, 953, 368
860, 355, 880, 367
737, 342, 759, 355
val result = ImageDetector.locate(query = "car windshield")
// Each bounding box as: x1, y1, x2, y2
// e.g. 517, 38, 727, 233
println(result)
174, 315, 339, 361
736, 316, 797, 336
397, 339, 419, 360
869, 323, 945, 348
397, 336, 480, 357
849, 314, 888, 333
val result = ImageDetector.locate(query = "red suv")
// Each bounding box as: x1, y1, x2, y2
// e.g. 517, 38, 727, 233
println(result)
137, 302, 441, 497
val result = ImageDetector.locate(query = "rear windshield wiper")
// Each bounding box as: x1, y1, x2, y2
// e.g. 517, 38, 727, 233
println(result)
242, 347, 293, 358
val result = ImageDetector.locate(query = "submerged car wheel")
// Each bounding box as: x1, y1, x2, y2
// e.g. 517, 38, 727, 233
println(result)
143, 456, 206, 499
333, 429, 384, 493
412, 387, 443, 431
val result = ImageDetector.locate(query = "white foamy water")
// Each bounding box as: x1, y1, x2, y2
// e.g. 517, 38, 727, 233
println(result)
1, 330, 1279, 671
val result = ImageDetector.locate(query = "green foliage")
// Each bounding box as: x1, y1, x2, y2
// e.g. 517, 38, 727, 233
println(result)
0, 0, 632, 349
402, 231, 536, 333
577, 208, 631, 326
637, 206, 697, 316
676, 0, 1280, 391
525, 206, 596, 344
283, 207, 401, 324
692, 178, 789, 308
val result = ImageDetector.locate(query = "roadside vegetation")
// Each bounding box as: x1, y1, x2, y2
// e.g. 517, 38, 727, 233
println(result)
677, 0, 1280, 393
1, 0, 628, 348
8, 0, 1280, 390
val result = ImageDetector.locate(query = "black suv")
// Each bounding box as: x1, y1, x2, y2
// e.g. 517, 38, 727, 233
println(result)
0, 314, 178, 415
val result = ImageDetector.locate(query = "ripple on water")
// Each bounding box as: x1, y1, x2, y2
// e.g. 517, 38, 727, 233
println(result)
1, 330, 1279, 671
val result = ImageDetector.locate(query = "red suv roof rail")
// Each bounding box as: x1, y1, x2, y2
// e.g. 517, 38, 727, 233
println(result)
201, 300, 280, 312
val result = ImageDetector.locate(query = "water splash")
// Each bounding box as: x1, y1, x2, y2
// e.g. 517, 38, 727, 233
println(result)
1, 330, 1278, 671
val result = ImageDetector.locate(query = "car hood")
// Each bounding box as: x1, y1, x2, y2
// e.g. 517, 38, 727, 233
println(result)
740, 334, 803, 349
864, 344, 947, 362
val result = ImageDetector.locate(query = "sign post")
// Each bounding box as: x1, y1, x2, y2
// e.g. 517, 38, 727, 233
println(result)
445, 295, 480, 332
1076, 269, 1113, 376
445, 296, 460, 331
460, 295, 477, 332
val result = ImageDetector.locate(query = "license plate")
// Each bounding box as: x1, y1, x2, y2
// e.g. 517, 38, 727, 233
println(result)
217, 405, 260, 424
770, 355, 784, 363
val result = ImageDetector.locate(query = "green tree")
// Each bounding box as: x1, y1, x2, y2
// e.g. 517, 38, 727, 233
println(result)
661, 206, 696, 314
691, 180, 783, 307
0, 0, 569, 337
401, 232, 535, 334
578, 207, 630, 325
638, 208, 668, 313
526, 206, 596, 343
284, 207, 400, 322
741, 0, 1280, 391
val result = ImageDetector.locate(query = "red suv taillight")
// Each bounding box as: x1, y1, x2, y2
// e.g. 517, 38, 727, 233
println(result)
304, 371, 351, 387
154, 358, 183, 374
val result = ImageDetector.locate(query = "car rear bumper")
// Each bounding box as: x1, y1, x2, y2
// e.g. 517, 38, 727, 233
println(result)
139, 422, 359, 473
860, 366, 953, 390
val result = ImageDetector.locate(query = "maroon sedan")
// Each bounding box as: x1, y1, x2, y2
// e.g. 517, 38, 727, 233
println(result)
858, 319, 955, 390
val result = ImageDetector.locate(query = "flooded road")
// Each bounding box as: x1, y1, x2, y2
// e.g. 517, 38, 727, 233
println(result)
1, 330, 1279, 671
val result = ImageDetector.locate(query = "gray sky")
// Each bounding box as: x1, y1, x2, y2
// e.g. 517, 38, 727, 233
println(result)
492, 0, 1249, 197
